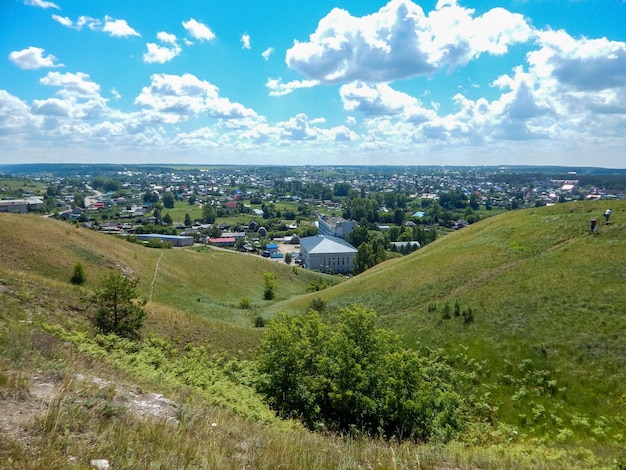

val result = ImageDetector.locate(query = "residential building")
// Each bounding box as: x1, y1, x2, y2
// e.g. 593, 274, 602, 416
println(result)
317, 215, 356, 239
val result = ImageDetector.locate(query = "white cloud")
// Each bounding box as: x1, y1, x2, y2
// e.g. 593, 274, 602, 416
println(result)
143, 32, 181, 63
51, 14, 140, 38
241, 34, 251, 50
9, 46, 64, 70
182, 18, 216, 42
102, 16, 141, 38
532, 31, 626, 92
40, 71, 102, 97
277, 114, 318, 141
143, 42, 181, 64
340, 82, 437, 125
265, 77, 319, 96
76, 16, 101, 31
286, 0, 533, 84
157, 32, 178, 45
111, 88, 122, 100
134, 73, 257, 122
0, 90, 40, 136
24, 0, 59, 9
262, 47, 274, 61
51, 15, 72, 27
30, 98, 71, 117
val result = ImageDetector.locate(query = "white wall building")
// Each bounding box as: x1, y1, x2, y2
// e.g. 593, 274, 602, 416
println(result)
299, 235, 358, 274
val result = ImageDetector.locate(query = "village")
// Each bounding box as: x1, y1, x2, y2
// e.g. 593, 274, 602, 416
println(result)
1, 164, 625, 274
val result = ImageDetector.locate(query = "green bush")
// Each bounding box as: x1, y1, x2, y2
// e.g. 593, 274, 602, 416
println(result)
256, 305, 466, 441
70, 261, 86, 285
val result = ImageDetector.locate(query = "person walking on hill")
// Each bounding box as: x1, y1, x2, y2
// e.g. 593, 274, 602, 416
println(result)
589, 217, 598, 234
604, 208, 612, 224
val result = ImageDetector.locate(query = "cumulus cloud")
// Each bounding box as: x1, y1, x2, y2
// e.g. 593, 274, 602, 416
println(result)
143, 43, 181, 63
9, 47, 64, 70
30, 98, 71, 117
40, 71, 101, 97
261, 47, 274, 61
532, 30, 626, 92
102, 16, 141, 37
340, 82, 437, 124
265, 77, 319, 96
0, 90, 40, 136
277, 113, 318, 141
241, 33, 251, 49
286, 0, 533, 84
143, 33, 181, 64
157, 31, 177, 44
182, 18, 216, 42
134, 73, 257, 123
24, 0, 59, 9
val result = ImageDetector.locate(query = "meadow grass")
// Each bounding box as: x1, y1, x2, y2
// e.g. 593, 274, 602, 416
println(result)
1, 203, 625, 467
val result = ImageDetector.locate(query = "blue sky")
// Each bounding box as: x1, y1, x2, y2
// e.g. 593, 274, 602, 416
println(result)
1, 0, 625, 167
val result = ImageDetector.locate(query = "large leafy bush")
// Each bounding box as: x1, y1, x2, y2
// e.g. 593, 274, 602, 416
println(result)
256, 305, 465, 441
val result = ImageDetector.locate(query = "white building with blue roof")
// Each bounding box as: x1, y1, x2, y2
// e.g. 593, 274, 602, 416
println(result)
299, 235, 358, 274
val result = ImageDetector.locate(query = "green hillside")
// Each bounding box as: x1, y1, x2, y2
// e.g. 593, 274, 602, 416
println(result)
0, 213, 328, 353
1, 203, 625, 468
271, 199, 626, 445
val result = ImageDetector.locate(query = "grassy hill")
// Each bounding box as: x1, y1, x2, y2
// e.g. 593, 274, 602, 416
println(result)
1, 203, 625, 468
270, 200, 626, 446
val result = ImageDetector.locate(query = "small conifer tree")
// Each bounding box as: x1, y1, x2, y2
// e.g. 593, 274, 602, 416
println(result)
70, 261, 86, 285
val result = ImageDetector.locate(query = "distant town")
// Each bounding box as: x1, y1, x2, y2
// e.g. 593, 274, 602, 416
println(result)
2, 164, 625, 274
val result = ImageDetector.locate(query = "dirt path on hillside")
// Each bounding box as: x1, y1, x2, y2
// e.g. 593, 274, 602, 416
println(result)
149, 252, 163, 302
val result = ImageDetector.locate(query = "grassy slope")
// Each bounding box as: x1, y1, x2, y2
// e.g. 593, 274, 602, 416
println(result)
272, 200, 626, 441
1, 204, 625, 467
0, 213, 323, 354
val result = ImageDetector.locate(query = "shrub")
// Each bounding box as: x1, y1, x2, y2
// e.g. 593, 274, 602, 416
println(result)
263, 272, 277, 300
256, 305, 465, 441
309, 297, 326, 313
254, 316, 266, 328
70, 261, 86, 285
239, 297, 252, 309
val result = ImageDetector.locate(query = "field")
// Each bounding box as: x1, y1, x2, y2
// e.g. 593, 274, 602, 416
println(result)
1, 201, 625, 468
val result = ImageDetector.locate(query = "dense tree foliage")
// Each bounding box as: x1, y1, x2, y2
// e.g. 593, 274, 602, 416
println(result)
202, 203, 217, 224
162, 191, 175, 209
257, 306, 465, 441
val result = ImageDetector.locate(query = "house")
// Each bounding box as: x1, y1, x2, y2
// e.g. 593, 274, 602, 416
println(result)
284, 233, 300, 244
221, 231, 246, 240
208, 237, 236, 247
317, 215, 356, 239
299, 235, 358, 274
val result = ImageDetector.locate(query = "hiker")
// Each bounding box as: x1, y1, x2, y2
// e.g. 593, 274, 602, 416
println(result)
589, 217, 597, 234
604, 208, 612, 224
